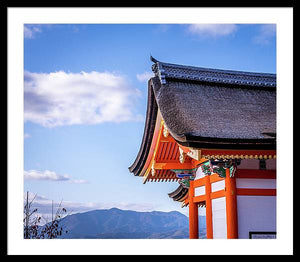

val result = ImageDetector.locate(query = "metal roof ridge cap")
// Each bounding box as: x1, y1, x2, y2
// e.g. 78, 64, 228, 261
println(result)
162, 61, 276, 77
150, 56, 276, 78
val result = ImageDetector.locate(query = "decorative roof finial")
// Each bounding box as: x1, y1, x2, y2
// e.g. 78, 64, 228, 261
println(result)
150, 55, 159, 63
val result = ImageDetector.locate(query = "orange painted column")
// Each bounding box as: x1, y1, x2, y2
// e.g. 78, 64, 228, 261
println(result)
189, 180, 199, 239
205, 175, 213, 239
225, 168, 238, 239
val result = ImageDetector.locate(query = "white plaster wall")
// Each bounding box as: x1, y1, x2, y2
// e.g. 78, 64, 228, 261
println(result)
194, 186, 205, 196
266, 159, 276, 170
238, 159, 259, 169
237, 196, 276, 239
236, 178, 276, 189
211, 180, 225, 192
238, 159, 276, 170
212, 197, 227, 239
195, 166, 205, 180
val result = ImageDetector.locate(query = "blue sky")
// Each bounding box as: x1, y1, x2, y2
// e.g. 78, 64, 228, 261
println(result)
23, 23, 276, 219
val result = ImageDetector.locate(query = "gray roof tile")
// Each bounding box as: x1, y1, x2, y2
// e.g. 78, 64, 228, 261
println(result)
150, 57, 276, 147
151, 57, 276, 89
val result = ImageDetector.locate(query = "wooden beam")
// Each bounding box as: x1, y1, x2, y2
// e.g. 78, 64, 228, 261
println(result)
193, 178, 205, 187
193, 158, 210, 166
235, 169, 276, 179
205, 175, 213, 239
210, 190, 225, 199
193, 195, 205, 203
178, 144, 202, 161
178, 144, 190, 154
189, 180, 199, 239
154, 162, 193, 170
201, 149, 276, 159
237, 188, 276, 196
210, 174, 225, 183
184, 198, 189, 206
160, 136, 174, 143
225, 169, 238, 239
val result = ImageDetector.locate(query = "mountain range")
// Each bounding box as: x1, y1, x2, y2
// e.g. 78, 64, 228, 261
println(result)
56, 208, 206, 239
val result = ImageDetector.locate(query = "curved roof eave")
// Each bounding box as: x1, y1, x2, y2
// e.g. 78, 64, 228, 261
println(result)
128, 77, 159, 176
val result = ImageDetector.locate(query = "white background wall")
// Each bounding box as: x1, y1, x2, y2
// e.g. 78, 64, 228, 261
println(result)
237, 196, 276, 239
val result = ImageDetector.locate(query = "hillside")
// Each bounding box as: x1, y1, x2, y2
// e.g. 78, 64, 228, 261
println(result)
56, 208, 206, 239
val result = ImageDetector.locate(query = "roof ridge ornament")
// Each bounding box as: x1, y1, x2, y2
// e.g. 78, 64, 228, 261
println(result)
150, 55, 159, 63
151, 56, 167, 84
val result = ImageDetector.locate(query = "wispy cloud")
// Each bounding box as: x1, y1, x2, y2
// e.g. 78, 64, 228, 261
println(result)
155, 24, 171, 33
187, 23, 237, 38
24, 70, 142, 128
72, 179, 89, 184
253, 24, 276, 45
136, 71, 154, 82
24, 169, 89, 184
24, 169, 71, 181
24, 25, 43, 39
24, 24, 81, 39
24, 133, 30, 139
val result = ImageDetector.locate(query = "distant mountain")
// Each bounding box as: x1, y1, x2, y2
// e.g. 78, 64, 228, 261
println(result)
55, 208, 206, 239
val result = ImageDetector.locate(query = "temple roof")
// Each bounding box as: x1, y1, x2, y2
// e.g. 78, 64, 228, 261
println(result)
151, 57, 276, 149
129, 57, 276, 176
168, 184, 189, 202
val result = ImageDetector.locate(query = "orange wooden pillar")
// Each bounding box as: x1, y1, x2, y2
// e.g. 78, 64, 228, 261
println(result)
205, 175, 213, 239
189, 180, 198, 239
225, 169, 238, 238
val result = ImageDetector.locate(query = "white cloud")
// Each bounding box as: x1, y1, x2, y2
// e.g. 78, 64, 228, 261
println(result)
24, 70, 142, 127
72, 179, 89, 184
24, 24, 80, 39
136, 71, 154, 82
24, 169, 71, 181
253, 24, 276, 45
187, 23, 237, 38
24, 25, 42, 39
24, 191, 52, 204
24, 169, 89, 184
